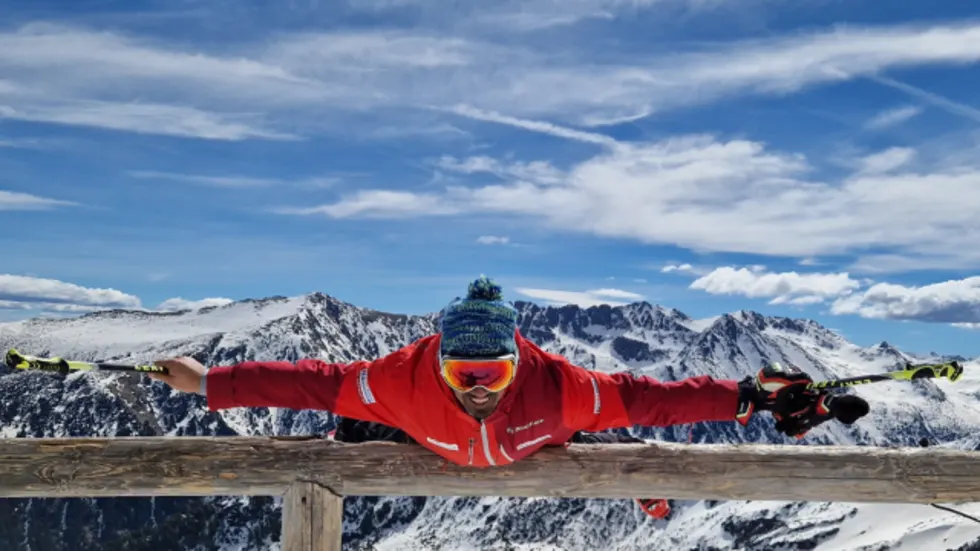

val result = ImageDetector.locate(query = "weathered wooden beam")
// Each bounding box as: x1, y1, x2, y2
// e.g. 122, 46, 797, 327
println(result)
282, 481, 343, 551
1, 436, 980, 503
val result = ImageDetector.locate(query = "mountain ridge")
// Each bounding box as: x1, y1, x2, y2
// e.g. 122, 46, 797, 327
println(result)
2, 290, 980, 550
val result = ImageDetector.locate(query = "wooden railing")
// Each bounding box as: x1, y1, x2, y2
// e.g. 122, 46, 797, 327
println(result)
2, 436, 979, 550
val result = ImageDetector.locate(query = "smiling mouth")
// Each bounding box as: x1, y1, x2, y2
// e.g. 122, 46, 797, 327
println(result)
469, 395, 490, 405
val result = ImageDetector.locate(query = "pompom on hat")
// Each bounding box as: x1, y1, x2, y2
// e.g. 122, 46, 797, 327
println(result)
439, 276, 518, 358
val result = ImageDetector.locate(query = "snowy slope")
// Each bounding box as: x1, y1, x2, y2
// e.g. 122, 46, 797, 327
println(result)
2, 294, 979, 551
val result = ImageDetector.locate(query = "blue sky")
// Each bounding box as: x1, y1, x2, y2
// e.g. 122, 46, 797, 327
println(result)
4, 0, 980, 356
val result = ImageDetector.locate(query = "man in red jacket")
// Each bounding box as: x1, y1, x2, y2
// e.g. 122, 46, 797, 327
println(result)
149, 276, 869, 519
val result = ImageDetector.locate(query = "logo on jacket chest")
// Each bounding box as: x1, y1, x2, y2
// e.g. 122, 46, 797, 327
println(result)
503, 416, 557, 453
506, 418, 544, 434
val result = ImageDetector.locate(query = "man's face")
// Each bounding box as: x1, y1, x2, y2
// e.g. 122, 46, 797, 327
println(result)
452, 386, 504, 419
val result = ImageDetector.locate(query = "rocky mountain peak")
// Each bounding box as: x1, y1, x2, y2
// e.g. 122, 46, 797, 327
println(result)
1, 292, 978, 550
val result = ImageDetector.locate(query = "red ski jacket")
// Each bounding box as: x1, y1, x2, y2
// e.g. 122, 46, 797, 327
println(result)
204, 331, 742, 467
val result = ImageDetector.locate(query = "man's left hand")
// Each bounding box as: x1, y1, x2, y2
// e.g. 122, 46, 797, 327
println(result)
736, 362, 870, 438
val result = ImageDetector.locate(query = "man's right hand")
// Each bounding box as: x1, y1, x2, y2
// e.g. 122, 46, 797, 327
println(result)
147, 357, 207, 394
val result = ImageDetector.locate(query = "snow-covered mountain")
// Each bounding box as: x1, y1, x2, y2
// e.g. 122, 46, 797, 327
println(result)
2, 292, 980, 551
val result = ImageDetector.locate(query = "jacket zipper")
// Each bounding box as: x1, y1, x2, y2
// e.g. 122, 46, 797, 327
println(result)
480, 421, 496, 466
468, 438, 474, 465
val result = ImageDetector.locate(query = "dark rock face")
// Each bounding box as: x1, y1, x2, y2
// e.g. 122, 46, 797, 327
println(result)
1, 294, 978, 550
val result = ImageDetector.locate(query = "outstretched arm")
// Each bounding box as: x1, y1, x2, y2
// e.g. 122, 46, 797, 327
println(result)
152, 349, 412, 428
204, 358, 391, 420
560, 361, 742, 432
561, 359, 871, 437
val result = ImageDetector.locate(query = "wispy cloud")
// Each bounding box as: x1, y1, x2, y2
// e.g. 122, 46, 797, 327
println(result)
660, 263, 707, 275
0, 190, 77, 210
0, 23, 318, 139
446, 105, 619, 146
272, 190, 461, 218
870, 75, 980, 123
864, 105, 923, 129
435, 155, 564, 185
0, 137, 48, 149
347, 0, 727, 33
285, 119, 980, 269
156, 297, 234, 311
857, 146, 917, 175
476, 235, 510, 245
127, 170, 339, 188
514, 286, 644, 307
0, 101, 296, 141
6, 19, 980, 139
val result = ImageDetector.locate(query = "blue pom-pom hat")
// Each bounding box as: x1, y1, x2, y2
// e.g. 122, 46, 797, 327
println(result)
439, 275, 518, 358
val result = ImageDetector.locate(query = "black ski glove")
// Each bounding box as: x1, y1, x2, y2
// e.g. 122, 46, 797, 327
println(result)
736, 362, 870, 438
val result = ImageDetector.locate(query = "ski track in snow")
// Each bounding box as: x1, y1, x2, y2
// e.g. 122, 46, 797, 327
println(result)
2, 294, 980, 550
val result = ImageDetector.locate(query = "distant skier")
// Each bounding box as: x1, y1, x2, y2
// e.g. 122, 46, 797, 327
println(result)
149, 276, 869, 519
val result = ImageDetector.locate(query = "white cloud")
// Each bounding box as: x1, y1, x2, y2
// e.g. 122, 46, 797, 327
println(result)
830, 277, 980, 323
127, 170, 338, 188
0, 23, 321, 140
272, 190, 461, 218
435, 155, 564, 185
156, 297, 234, 311
589, 288, 645, 300
772, 295, 826, 306
660, 263, 717, 277
683, 267, 980, 326
0, 101, 297, 141
288, 115, 980, 269
0, 137, 46, 149
0, 274, 141, 310
858, 147, 917, 175
514, 287, 644, 307
476, 235, 509, 245
350, 0, 745, 34
689, 266, 862, 304
871, 75, 980, 124
0, 190, 77, 210
662, 263, 695, 274
5, 19, 980, 138
0, 274, 241, 317
864, 105, 922, 129
445, 105, 619, 146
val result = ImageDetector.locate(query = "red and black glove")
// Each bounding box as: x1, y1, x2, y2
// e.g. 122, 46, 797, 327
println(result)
736, 362, 870, 438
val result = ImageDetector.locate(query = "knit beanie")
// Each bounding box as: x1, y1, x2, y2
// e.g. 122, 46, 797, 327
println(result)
439, 276, 518, 358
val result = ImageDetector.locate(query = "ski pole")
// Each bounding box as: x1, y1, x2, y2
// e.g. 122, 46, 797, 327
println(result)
3, 348, 169, 375
5, 348, 964, 386
806, 361, 963, 390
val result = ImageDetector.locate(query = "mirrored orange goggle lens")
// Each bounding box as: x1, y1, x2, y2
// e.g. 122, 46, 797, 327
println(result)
441, 358, 515, 392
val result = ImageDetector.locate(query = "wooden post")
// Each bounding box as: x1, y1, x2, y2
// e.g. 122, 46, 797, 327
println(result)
282, 481, 343, 551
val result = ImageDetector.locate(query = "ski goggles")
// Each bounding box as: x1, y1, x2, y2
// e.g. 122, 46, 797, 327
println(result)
439, 353, 518, 393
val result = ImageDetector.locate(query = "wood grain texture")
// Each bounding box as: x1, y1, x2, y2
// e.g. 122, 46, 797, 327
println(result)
282, 482, 342, 551
2, 436, 979, 503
